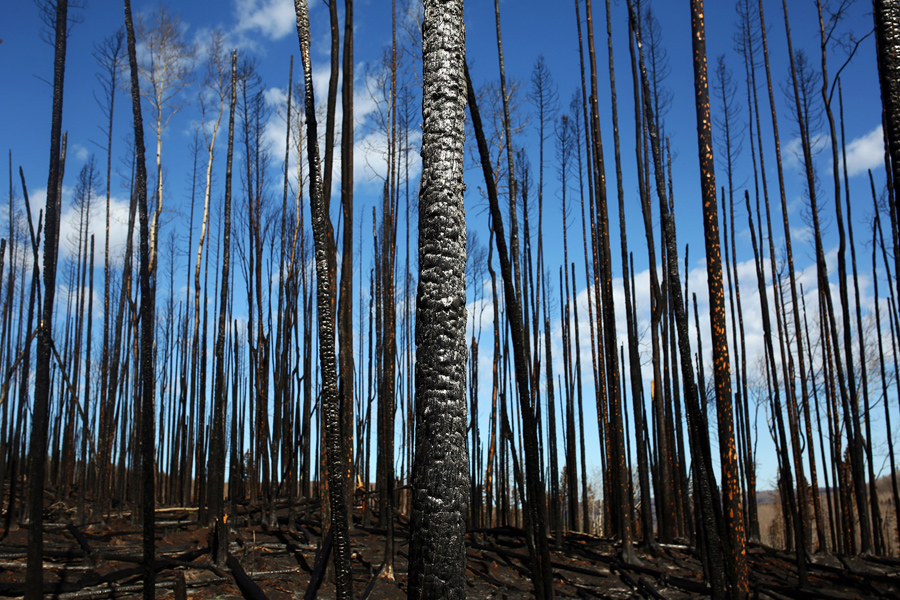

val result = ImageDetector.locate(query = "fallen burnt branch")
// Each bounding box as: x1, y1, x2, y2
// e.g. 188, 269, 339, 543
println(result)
755, 582, 880, 600
638, 577, 667, 600
572, 543, 711, 595
226, 554, 270, 600
302, 525, 333, 600
469, 541, 610, 580
65, 524, 95, 561
359, 562, 385, 600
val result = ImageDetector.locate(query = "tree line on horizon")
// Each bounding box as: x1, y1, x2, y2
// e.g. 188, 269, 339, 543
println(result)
3, 0, 900, 599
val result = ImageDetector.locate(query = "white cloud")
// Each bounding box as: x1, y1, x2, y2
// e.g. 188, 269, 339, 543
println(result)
785, 132, 829, 171
232, 0, 299, 43
259, 62, 421, 199
57, 191, 135, 265
263, 86, 288, 108
840, 125, 884, 177
72, 143, 90, 162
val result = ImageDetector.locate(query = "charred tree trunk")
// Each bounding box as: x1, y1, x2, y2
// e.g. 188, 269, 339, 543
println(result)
207, 49, 236, 566
338, 0, 355, 517
25, 1, 67, 597
408, 3, 468, 596
467, 64, 555, 600
874, 0, 900, 240
294, 1, 352, 596
688, 2, 747, 597
124, 0, 156, 595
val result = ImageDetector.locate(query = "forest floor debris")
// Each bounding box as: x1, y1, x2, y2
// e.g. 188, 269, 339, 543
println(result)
0, 501, 897, 599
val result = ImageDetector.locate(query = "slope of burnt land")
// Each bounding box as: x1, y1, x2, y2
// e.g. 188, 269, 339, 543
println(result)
0, 501, 898, 599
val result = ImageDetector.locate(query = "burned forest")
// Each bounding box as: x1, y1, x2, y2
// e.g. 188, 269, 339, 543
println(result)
2, 0, 900, 598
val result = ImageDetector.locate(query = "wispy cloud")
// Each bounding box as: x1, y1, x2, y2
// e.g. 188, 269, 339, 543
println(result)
840, 124, 884, 177
232, 0, 301, 45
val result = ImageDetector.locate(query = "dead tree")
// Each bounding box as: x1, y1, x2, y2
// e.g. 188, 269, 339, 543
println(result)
124, 0, 157, 596
293, 1, 353, 596
207, 48, 237, 566
408, 2, 468, 596
26, 3, 68, 597
467, 64, 555, 600
688, 1, 747, 596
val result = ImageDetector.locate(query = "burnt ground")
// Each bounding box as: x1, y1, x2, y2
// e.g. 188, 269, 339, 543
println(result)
0, 500, 898, 599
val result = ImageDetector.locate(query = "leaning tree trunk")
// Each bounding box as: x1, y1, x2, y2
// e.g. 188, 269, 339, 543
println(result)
408, 3, 468, 597
466, 65, 555, 600
626, 0, 728, 596
293, 2, 353, 597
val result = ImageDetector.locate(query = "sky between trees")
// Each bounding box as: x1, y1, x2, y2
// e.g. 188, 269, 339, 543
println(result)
0, 0, 894, 490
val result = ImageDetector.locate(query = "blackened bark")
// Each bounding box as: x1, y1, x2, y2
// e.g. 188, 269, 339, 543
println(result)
544, 315, 561, 540
408, 3, 467, 597
294, 1, 352, 597
874, 0, 900, 244
493, 0, 521, 300
80, 236, 95, 524
208, 49, 236, 566
467, 65, 555, 600
338, 0, 355, 516
380, 182, 397, 577
626, 0, 727, 595
124, 0, 156, 596
584, 0, 635, 563
323, 0, 339, 209
688, 2, 747, 597
25, 2, 67, 597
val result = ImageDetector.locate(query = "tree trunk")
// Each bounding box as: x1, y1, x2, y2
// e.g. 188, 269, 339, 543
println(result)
207, 49, 236, 565
467, 64, 555, 600
338, 0, 355, 517
874, 0, 900, 243
408, 3, 468, 596
688, 2, 747, 596
293, 2, 353, 596
124, 0, 156, 596
25, 1, 67, 596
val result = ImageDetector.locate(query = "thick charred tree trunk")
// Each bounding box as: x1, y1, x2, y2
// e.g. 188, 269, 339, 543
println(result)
874, 0, 900, 236
380, 181, 397, 578
408, 3, 468, 597
294, 1, 352, 596
688, 2, 747, 597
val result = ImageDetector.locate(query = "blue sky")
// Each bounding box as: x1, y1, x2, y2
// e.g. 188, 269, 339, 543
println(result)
1, 0, 895, 499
